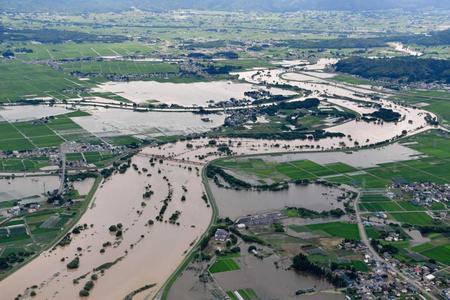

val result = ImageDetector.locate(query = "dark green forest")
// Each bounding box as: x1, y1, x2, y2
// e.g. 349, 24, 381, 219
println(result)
335, 57, 450, 83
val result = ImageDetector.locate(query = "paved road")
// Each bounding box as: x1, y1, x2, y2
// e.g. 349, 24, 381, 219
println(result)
58, 143, 66, 195
353, 191, 439, 300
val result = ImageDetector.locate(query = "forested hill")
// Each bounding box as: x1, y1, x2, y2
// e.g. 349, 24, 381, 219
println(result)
335, 57, 450, 83
1, 0, 450, 13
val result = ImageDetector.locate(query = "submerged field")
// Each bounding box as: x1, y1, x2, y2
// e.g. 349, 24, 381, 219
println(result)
0, 113, 100, 151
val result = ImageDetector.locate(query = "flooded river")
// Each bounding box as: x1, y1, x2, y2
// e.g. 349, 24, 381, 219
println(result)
0, 152, 211, 299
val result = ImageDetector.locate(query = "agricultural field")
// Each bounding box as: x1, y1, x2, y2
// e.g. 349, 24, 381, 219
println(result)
0, 114, 103, 151
104, 135, 142, 146
213, 158, 357, 183
208, 258, 240, 273
290, 222, 361, 240
0, 60, 92, 103
360, 201, 403, 212
3, 42, 158, 61
67, 151, 118, 168
412, 242, 450, 265
389, 212, 436, 226
61, 61, 180, 76
0, 157, 50, 172
360, 194, 393, 202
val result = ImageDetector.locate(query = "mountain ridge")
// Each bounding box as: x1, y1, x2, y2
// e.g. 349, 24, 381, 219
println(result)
1, 0, 450, 13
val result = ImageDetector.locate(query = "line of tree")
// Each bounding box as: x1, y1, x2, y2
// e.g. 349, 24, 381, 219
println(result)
292, 253, 347, 288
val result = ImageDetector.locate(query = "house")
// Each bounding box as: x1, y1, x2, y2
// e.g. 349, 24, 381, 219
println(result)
425, 274, 435, 281
214, 229, 229, 242
7, 206, 20, 215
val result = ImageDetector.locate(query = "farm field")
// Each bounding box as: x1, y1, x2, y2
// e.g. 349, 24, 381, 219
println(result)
389, 212, 436, 226
0, 157, 50, 172
213, 158, 358, 183
61, 61, 180, 76
209, 258, 240, 274
359, 201, 403, 212
290, 222, 361, 240
360, 194, 392, 202
0, 61, 92, 103
7, 42, 158, 61
0, 114, 102, 151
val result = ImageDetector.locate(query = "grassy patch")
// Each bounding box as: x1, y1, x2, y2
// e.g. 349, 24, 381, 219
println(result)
65, 110, 91, 118
0, 60, 91, 102
291, 222, 360, 240
105, 135, 142, 146
396, 201, 426, 211
360, 201, 403, 212
360, 194, 392, 202
420, 244, 450, 265
209, 258, 240, 273
389, 212, 435, 226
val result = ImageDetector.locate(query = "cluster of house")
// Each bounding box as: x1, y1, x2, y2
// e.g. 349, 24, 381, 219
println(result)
0, 147, 58, 159
224, 109, 257, 127
6, 197, 42, 215
396, 182, 450, 207
235, 212, 283, 227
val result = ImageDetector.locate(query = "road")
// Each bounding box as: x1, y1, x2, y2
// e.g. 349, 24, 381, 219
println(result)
58, 143, 66, 195
353, 190, 439, 300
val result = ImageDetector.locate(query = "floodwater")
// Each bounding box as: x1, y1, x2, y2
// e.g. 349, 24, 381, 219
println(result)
169, 247, 344, 300
92, 80, 295, 106
214, 250, 344, 300
0, 175, 59, 202
0, 106, 69, 122
210, 182, 345, 219
0, 151, 211, 300
73, 178, 95, 196
72, 108, 226, 138
255, 142, 425, 169
0, 57, 438, 299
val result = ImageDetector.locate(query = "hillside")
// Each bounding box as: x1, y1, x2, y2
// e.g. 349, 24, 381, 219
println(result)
1, 0, 450, 13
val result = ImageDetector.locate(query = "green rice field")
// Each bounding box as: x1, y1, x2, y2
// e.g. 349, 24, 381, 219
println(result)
209, 258, 240, 273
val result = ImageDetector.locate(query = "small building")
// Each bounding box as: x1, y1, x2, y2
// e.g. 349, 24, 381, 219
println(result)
425, 274, 435, 281
236, 223, 246, 229
214, 229, 229, 242
7, 206, 20, 215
